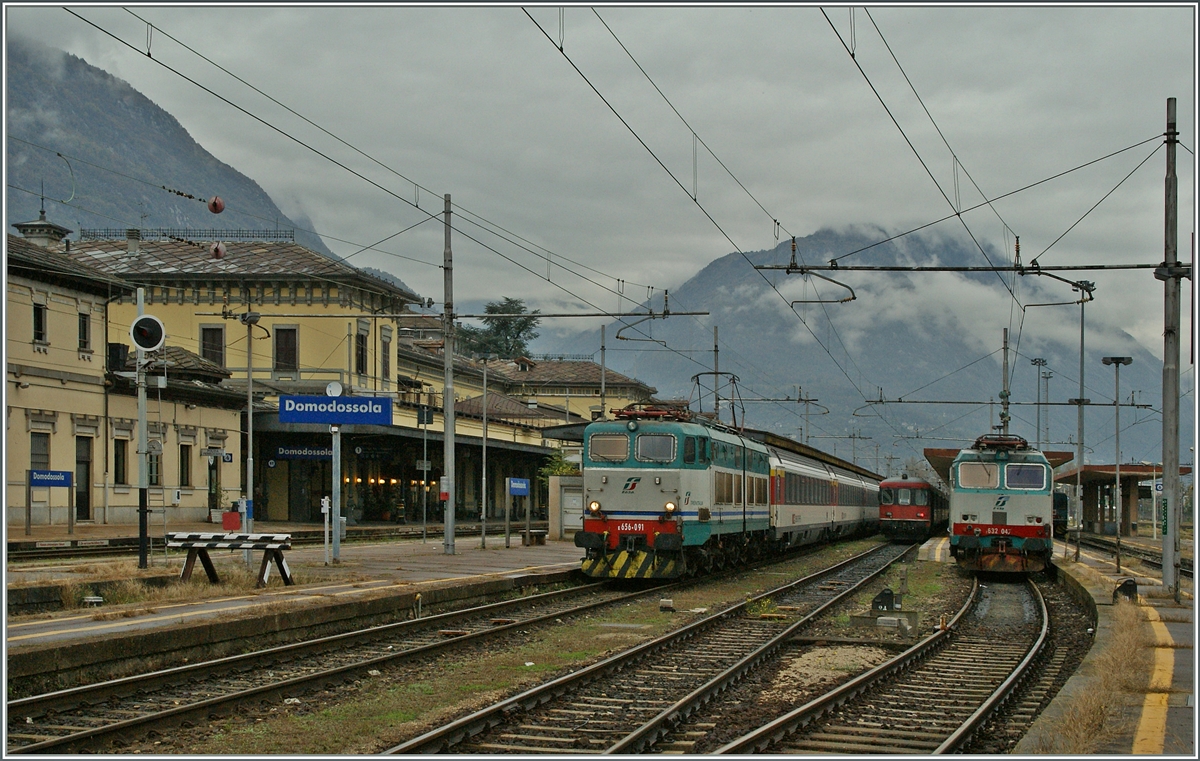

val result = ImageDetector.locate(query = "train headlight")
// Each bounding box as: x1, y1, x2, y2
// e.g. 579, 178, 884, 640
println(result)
664, 501, 677, 515
587, 500, 603, 514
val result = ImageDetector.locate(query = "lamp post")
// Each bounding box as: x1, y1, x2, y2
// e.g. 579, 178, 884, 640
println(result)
479, 355, 496, 549
1102, 356, 1132, 572
1069, 281, 1094, 557
240, 311, 260, 568
1031, 358, 1047, 449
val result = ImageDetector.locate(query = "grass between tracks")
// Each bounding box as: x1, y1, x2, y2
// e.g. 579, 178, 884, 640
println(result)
160, 539, 887, 754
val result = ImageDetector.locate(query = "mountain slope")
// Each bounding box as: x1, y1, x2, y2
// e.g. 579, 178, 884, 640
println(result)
5, 37, 338, 258
537, 227, 1187, 472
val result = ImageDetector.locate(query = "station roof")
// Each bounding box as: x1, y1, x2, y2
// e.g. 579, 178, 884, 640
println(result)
61, 236, 419, 302
923, 447, 1075, 484
1055, 464, 1192, 485
6, 233, 135, 296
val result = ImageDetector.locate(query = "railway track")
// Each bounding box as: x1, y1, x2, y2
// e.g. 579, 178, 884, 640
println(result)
385, 542, 914, 754
1072, 533, 1193, 578
5, 580, 640, 754
715, 578, 1046, 754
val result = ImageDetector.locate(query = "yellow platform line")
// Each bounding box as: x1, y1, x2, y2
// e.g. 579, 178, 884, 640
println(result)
1131, 606, 1176, 754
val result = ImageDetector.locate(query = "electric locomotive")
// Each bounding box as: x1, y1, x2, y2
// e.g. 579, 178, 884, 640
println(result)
879, 474, 949, 542
574, 406, 881, 579
574, 407, 771, 578
946, 434, 1054, 573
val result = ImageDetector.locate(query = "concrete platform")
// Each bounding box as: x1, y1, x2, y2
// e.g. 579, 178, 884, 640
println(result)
6, 520, 581, 644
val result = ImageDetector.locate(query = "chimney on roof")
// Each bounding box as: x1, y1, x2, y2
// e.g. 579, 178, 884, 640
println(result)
126, 228, 140, 254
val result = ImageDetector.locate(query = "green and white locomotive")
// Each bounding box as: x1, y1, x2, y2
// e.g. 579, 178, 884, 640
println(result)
574, 406, 879, 579
948, 434, 1055, 573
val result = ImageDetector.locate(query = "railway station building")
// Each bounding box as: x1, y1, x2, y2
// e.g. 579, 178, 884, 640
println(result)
6, 227, 245, 526
8, 217, 656, 527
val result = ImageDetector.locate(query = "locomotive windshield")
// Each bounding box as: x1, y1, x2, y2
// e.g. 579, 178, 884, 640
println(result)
636, 433, 676, 462
1005, 463, 1048, 489
879, 488, 894, 504
897, 489, 912, 505
957, 462, 999, 489
589, 433, 629, 461
914, 489, 929, 505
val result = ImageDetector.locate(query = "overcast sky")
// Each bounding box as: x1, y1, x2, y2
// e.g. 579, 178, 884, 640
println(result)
5, 4, 1197, 364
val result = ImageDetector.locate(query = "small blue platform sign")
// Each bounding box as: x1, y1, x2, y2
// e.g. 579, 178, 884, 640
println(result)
30, 469, 72, 487
508, 477, 530, 496
279, 395, 392, 426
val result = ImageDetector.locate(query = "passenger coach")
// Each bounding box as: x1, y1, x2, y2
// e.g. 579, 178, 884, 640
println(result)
878, 474, 949, 542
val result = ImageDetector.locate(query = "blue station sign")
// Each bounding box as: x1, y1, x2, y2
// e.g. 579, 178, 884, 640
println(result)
508, 477, 530, 496
279, 396, 393, 426
30, 469, 72, 487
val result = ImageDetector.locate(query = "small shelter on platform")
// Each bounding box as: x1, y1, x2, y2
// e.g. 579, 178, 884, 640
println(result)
1055, 464, 1192, 536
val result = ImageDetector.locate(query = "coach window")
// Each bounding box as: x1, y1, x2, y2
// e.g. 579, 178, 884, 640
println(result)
636, 434, 676, 463
1005, 463, 1047, 490
589, 433, 628, 461
957, 462, 999, 489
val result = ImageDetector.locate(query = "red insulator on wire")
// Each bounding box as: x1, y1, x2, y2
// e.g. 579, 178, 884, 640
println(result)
207, 195, 225, 214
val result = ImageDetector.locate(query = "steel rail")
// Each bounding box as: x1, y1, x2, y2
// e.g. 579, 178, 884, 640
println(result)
1075, 534, 1193, 578
606, 544, 915, 754
712, 577, 1051, 754
6, 581, 651, 754
384, 542, 908, 754
935, 580, 1048, 752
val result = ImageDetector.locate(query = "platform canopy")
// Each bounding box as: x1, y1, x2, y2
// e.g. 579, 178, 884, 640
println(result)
923, 447, 1074, 485
1055, 463, 1191, 486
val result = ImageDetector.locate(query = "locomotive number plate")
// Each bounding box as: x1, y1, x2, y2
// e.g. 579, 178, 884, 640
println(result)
984, 527, 1013, 535
616, 522, 647, 532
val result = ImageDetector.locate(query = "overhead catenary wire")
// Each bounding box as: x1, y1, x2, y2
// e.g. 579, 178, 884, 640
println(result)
1028, 144, 1162, 266
827, 134, 1165, 264
33, 13, 693, 367
524, 10, 914, 448
864, 8, 1016, 244
820, 8, 1020, 306
119, 8, 662, 297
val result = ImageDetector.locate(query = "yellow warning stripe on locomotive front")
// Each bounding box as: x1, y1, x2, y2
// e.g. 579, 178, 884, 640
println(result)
581, 550, 681, 579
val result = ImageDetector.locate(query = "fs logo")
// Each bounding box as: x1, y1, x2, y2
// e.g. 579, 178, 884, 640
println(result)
622, 477, 642, 493
995, 495, 1010, 508
683, 491, 692, 505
